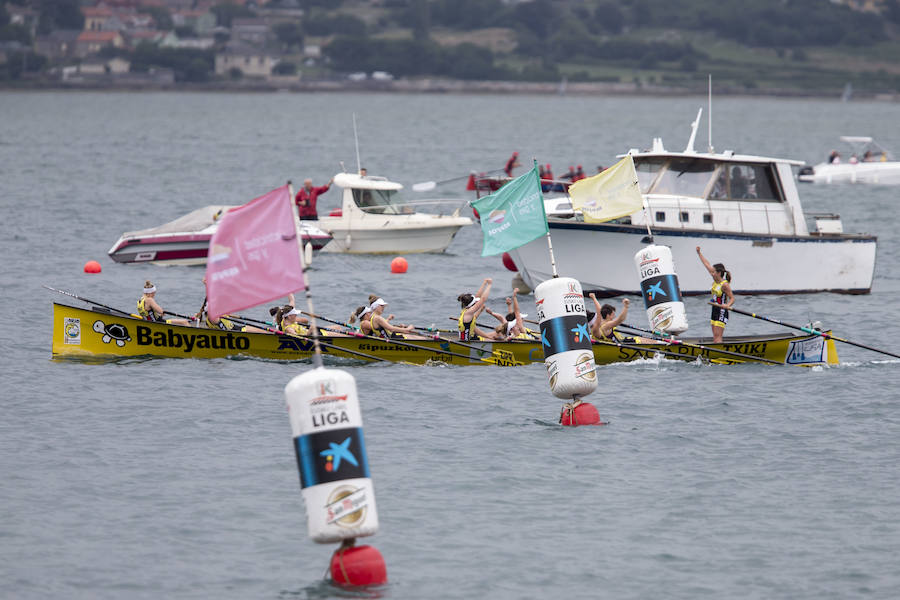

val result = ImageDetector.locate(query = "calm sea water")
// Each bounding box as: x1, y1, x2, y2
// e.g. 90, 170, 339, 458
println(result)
2, 91, 900, 599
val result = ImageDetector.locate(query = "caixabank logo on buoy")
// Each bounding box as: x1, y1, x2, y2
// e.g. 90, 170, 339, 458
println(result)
297, 428, 370, 489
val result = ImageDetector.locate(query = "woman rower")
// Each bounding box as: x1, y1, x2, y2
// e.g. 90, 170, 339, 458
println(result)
138, 281, 190, 325
457, 278, 492, 341
696, 246, 735, 342
361, 297, 415, 339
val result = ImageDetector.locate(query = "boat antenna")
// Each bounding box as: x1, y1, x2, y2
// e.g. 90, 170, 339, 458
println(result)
339, 160, 346, 174
707, 74, 714, 154
288, 179, 323, 368
352, 112, 361, 175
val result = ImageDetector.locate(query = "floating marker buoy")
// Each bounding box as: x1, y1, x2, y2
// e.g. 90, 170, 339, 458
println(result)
304, 242, 313, 268
284, 367, 379, 544
560, 401, 606, 427
390, 257, 408, 274
330, 543, 388, 586
501, 252, 518, 272
534, 277, 597, 400
634, 244, 688, 334
83, 260, 101, 274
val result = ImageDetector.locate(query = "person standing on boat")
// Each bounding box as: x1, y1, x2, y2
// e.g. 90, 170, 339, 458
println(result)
138, 281, 191, 325
696, 246, 735, 343
457, 278, 492, 341
294, 177, 334, 220
504, 152, 520, 177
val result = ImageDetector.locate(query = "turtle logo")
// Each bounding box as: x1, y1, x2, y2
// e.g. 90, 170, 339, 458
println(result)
93, 320, 132, 347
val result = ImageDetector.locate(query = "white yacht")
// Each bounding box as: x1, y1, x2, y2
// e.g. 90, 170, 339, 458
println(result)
798, 136, 900, 184
508, 125, 877, 296
318, 172, 472, 254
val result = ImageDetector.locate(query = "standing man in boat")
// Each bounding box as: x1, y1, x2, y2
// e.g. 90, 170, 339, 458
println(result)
295, 177, 334, 220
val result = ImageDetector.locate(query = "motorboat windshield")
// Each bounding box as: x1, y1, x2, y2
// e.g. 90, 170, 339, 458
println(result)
351, 187, 409, 215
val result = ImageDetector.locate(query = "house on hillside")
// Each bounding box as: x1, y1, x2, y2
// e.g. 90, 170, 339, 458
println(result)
75, 31, 125, 58
82, 6, 115, 31
215, 42, 279, 78
231, 18, 271, 45
75, 56, 131, 76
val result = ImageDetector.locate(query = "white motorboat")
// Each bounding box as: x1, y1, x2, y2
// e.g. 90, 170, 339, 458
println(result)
507, 121, 877, 296
108, 205, 333, 266
798, 136, 900, 184
318, 172, 472, 254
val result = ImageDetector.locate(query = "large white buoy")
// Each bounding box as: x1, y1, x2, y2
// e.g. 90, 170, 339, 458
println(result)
634, 244, 688, 334
534, 277, 597, 399
285, 367, 379, 544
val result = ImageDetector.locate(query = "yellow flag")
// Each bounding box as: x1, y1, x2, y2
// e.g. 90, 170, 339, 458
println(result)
568, 155, 643, 223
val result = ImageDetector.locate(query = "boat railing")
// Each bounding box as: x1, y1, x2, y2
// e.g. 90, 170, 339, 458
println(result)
356, 197, 470, 217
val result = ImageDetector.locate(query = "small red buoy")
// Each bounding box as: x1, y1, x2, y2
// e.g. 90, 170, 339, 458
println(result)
560, 401, 606, 427
501, 252, 518, 272
83, 260, 102, 274
330, 544, 387, 587
390, 256, 408, 274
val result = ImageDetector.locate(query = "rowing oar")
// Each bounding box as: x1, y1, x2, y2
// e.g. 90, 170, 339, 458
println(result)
43, 286, 135, 317
445, 317, 540, 340
719, 303, 900, 360
406, 323, 531, 353
411, 168, 504, 192
224, 315, 388, 363
302, 311, 503, 365
618, 323, 790, 366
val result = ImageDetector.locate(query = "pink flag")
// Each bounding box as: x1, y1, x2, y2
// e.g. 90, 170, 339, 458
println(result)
206, 184, 304, 320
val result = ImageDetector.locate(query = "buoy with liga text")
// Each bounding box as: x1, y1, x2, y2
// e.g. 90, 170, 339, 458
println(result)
285, 367, 387, 587
83, 260, 102, 274
390, 256, 408, 273
534, 276, 605, 426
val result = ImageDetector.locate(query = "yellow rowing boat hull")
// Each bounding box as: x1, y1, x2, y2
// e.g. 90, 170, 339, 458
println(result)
51, 303, 838, 366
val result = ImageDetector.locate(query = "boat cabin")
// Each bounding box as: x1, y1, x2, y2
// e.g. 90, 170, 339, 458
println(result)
333, 172, 412, 216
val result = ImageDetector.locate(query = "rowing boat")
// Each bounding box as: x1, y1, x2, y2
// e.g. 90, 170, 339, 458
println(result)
52, 303, 838, 366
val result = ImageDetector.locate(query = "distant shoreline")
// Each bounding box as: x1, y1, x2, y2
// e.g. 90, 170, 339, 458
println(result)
3, 77, 898, 101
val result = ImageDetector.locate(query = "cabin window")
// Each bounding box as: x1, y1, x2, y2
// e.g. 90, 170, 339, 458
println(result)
679, 211, 689, 222
655, 211, 666, 222
703, 212, 712, 223
650, 158, 718, 198
634, 158, 666, 193
709, 163, 782, 202
352, 188, 403, 215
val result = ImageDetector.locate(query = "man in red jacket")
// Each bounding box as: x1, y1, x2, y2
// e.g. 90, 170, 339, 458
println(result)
295, 177, 334, 220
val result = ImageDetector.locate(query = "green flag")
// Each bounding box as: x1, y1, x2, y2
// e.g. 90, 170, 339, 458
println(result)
471, 164, 548, 257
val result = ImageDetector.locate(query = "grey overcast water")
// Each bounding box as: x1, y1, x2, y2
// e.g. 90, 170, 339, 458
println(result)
2, 91, 899, 599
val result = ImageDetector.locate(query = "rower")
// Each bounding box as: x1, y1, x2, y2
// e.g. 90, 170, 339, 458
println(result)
457, 278, 492, 341
363, 297, 415, 340
138, 281, 190, 325
587, 293, 632, 342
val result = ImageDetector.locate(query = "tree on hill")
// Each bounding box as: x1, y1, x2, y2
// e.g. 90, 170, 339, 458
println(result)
36, 0, 84, 34
211, 2, 256, 28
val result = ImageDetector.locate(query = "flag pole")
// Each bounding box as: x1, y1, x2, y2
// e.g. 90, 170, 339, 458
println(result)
535, 158, 559, 278
288, 180, 323, 368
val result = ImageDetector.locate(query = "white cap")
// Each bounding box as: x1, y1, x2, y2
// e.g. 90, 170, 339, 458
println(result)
371, 298, 387, 309
466, 296, 480, 308
287, 308, 303, 317
143, 285, 157, 294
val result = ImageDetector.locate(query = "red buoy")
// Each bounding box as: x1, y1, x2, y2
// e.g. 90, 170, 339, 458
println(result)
560, 401, 606, 426
330, 544, 387, 587
83, 260, 102, 274
501, 252, 518, 272
390, 256, 408, 273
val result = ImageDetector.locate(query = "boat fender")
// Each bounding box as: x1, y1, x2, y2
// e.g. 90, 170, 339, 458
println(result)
634, 244, 689, 335
285, 367, 379, 544
534, 276, 597, 400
